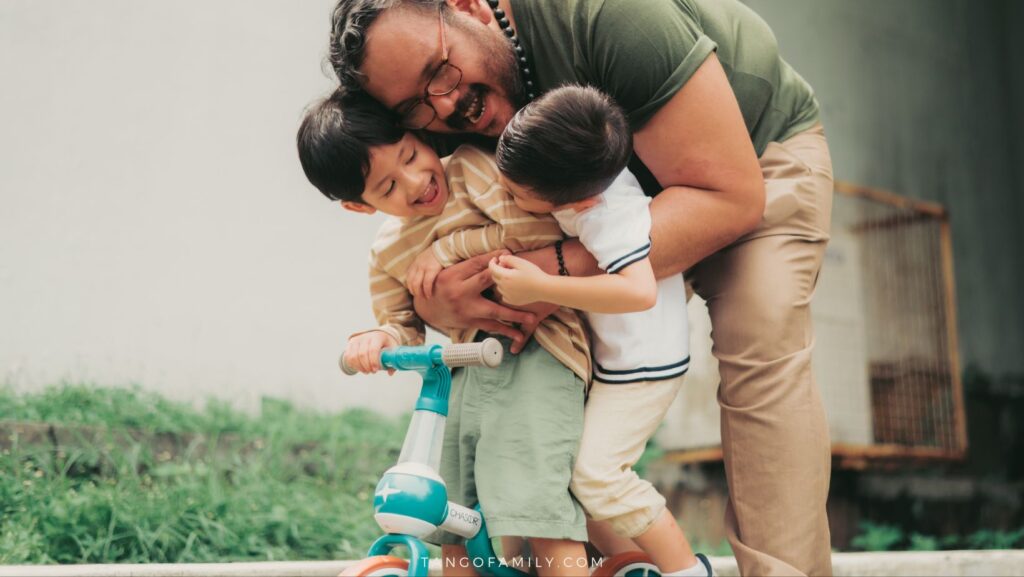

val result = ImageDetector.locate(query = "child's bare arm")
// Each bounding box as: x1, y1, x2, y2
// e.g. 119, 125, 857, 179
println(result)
489, 254, 657, 314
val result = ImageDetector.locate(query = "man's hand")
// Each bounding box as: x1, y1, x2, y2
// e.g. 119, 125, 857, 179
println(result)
412, 250, 537, 351
494, 299, 560, 353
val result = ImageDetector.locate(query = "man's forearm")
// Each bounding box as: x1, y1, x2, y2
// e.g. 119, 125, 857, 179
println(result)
648, 185, 761, 278
522, 184, 759, 281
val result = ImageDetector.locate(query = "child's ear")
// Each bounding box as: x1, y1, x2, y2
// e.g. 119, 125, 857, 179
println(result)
447, 0, 492, 24
341, 200, 377, 215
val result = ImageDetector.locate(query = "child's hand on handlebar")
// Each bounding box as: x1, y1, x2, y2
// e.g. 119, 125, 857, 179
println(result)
344, 331, 399, 375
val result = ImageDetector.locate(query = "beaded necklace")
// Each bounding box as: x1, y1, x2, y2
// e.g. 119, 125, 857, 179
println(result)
484, 0, 536, 102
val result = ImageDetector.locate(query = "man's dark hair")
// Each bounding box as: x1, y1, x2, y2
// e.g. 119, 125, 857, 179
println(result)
296, 89, 404, 202
495, 84, 633, 205
328, 0, 442, 93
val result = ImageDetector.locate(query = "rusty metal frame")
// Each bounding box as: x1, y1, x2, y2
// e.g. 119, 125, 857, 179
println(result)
663, 181, 967, 468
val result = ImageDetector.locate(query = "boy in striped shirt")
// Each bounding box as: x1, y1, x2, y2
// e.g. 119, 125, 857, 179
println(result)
297, 90, 590, 576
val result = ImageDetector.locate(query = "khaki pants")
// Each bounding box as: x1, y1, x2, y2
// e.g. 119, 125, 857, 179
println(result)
688, 124, 835, 576
570, 374, 686, 538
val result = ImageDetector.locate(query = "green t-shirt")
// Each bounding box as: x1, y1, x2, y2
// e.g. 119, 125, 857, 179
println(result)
510, 0, 820, 158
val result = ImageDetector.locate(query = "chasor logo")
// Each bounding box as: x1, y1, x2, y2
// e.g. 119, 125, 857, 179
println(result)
375, 483, 402, 503
449, 507, 480, 527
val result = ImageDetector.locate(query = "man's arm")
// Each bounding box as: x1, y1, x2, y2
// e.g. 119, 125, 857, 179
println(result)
419, 55, 763, 343
412, 250, 536, 350
636, 53, 765, 276
519, 54, 764, 280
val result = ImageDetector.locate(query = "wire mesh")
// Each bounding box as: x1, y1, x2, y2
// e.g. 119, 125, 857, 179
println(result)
831, 186, 964, 455
659, 183, 966, 463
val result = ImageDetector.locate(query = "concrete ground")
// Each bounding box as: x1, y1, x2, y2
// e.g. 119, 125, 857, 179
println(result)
1, 550, 1023, 576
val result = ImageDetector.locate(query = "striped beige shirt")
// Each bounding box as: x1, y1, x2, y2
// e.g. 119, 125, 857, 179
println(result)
365, 145, 591, 383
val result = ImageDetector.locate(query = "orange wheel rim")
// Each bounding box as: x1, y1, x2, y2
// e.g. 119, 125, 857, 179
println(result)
591, 551, 660, 577
338, 555, 410, 577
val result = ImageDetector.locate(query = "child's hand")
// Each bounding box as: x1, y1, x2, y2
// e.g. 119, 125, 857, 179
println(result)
343, 331, 399, 375
488, 254, 550, 306
407, 250, 444, 299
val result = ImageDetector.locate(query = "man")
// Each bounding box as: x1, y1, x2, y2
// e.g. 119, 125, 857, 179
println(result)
328, 0, 834, 575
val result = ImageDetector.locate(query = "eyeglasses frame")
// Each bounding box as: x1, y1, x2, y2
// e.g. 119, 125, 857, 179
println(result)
399, 6, 464, 129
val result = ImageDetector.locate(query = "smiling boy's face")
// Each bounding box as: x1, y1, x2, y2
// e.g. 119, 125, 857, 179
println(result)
342, 133, 450, 218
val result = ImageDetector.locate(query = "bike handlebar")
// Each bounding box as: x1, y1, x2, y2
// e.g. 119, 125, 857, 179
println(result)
340, 338, 504, 376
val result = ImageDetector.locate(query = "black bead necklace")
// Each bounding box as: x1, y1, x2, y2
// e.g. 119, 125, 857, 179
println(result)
484, 0, 536, 101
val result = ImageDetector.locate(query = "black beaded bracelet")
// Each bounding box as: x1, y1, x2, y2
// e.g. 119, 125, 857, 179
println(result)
554, 240, 570, 276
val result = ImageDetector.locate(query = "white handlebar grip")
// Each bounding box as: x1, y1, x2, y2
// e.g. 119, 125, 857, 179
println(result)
339, 354, 358, 376
442, 338, 504, 368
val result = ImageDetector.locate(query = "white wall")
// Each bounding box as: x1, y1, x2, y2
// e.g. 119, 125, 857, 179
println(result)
0, 0, 426, 414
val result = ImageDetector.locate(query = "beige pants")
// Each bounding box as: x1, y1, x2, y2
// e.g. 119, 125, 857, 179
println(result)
570, 374, 686, 538
689, 124, 835, 576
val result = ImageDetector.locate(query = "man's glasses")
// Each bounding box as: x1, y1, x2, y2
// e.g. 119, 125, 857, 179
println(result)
399, 7, 463, 129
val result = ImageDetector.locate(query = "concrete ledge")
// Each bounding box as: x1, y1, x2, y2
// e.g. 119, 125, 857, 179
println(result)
1, 551, 1022, 577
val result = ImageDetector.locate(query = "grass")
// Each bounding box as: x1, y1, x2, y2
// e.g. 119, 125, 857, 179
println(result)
850, 521, 1024, 552
0, 384, 406, 564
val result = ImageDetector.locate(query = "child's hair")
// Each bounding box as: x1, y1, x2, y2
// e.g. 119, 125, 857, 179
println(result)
296, 89, 404, 203
495, 84, 632, 205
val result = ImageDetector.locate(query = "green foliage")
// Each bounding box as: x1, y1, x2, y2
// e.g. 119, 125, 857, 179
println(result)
0, 384, 406, 564
963, 528, 1024, 549
850, 521, 1024, 552
908, 533, 939, 551
634, 437, 663, 479
690, 538, 733, 557
850, 521, 904, 551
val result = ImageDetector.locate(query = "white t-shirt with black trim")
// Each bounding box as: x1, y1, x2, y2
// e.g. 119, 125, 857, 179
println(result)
552, 168, 690, 384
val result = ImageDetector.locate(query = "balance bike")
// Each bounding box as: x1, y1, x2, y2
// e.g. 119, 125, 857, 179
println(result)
338, 338, 660, 577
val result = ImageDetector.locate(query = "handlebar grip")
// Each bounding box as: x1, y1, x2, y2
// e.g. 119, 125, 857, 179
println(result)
442, 338, 503, 368
339, 338, 503, 375
339, 354, 358, 376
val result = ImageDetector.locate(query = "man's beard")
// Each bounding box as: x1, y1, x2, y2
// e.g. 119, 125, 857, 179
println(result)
445, 24, 525, 132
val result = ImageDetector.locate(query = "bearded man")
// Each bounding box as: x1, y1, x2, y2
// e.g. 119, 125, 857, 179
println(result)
327, 1, 835, 575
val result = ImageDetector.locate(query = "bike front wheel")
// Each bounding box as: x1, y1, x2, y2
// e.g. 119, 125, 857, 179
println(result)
338, 555, 410, 577
591, 551, 661, 577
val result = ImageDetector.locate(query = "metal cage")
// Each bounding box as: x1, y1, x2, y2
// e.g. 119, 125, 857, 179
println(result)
659, 182, 967, 468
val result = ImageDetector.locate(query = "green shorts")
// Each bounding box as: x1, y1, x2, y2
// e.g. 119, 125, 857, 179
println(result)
430, 336, 587, 545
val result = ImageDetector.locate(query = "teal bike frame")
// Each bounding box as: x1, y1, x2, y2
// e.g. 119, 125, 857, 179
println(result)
352, 341, 527, 577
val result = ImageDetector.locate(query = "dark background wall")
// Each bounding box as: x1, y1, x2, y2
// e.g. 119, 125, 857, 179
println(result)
663, 1, 1024, 550
1008, 0, 1024, 257
745, 0, 1024, 380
